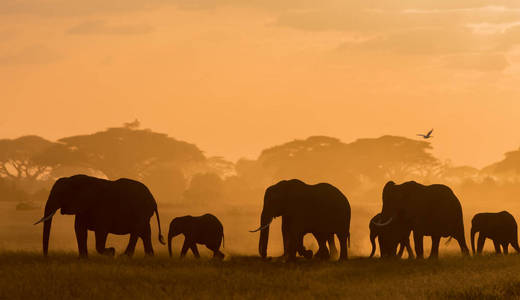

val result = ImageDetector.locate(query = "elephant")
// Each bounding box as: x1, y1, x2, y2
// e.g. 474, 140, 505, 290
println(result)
372, 181, 469, 259
251, 179, 351, 261
282, 216, 338, 259
168, 214, 225, 260
471, 211, 520, 255
34, 174, 165, 257
369, 213, 414, 259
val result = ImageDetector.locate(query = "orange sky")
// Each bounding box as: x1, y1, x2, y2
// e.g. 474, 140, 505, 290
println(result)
1, 1, 520, 167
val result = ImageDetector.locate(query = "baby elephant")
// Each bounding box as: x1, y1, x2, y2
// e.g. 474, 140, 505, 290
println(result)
168, 214, 225, 259
471, 211, 520, 255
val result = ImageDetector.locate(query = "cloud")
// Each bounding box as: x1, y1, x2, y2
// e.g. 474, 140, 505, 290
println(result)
339, 27, 491, 55
443, 53, 509, 71
275, 6, 520, 33
0, 0, 170, 16
67, 20, 154, 35
0, 45, 62, 66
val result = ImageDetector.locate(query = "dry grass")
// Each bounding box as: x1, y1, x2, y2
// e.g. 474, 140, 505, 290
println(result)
1, 252, 520, 299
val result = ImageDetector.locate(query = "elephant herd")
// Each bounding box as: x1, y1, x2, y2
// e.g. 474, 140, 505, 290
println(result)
33, 174, 520, 260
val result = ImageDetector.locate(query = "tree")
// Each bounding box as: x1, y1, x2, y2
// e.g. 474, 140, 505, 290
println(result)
0, 135, 58, 181
236, 135, 442, 198
183, 173, 224, 204
482, 148, 520, 181
142, 163, 186, 204
345, 135, 441, 183
58, 125, 206, 180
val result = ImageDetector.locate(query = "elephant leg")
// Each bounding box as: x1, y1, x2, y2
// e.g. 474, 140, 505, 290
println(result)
502, 243, 509, 255
281, 216, 290, 257
454, 231, 470, 256
124, 233, 139, 257
404, 238, 415, 259
297, 235, 313, 259
207, 239, 225, 260
180, 240, 190, 258
191, 244, 201, 259
492, 240, 502, 254
328, 234, 338, 259
140, 223, 154, 256
95, 231, 114, 256
429, 236, 440, 259
396, 243, 405, 258
315, 235, 329, 260
338, 233, 348, 261
211, 246, 225, 260
413, 231, 424, 259
74, 216, 88, 258
212, 250, 225, 260
477, 234, 486, 254
286, 233, 298, 262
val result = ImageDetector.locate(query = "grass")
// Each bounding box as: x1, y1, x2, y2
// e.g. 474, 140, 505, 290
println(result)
1, 252, 520, 299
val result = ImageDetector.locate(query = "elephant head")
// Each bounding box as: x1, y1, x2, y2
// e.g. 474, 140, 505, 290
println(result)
470, 215, 484, 255
250, 180, 294, 258
33, 175, 95, 256
369, 212, 404, 258
378, 230, 401, 258
168, 216, 192, 257
372, 181, 411, 228
369, 214, 380, 258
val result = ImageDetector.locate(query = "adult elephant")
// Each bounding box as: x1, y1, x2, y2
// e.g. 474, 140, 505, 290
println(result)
250, 179, 351, 261
34, 174, 165, 257
369, 213, 413, 259
471, 211, 520, 255
373, 181, 469, 259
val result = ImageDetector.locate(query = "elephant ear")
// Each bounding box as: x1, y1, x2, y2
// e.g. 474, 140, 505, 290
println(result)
382, 181, 396, 200
65, 176, 98, 214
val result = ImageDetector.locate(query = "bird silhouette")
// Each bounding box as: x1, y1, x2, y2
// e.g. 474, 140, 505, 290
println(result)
417, 129, 433, 139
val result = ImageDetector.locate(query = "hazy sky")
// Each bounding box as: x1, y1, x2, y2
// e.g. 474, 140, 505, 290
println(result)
2, 1, 520, 167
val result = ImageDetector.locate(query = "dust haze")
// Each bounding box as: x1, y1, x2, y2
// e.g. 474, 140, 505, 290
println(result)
1, 122, 519, 257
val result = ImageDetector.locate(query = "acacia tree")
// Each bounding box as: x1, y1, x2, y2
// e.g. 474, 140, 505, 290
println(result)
57, 125, 206, 180
0, 135, 60, 182
482, 147, 520, 181
346, 135, 442, 183
238, 135, 443, 196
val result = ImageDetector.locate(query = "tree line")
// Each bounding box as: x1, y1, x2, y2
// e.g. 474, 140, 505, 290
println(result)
1, 121, 519, 210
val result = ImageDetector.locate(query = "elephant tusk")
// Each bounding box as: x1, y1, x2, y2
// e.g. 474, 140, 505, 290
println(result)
371, 217, 393, 227
249, 218, 273, 232
33, 210, 57, 225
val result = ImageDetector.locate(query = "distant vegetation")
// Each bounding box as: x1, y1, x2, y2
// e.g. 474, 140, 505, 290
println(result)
0, 120, 518, 211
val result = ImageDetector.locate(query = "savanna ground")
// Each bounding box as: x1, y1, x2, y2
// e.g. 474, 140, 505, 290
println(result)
1, 252, 520, 299
3, 198, 520, 299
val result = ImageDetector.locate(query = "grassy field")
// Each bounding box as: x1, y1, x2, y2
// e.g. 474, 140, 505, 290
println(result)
1, 252, 520, 299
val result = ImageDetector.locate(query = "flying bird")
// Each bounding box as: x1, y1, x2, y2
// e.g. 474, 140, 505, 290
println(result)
417, 129, 433, 139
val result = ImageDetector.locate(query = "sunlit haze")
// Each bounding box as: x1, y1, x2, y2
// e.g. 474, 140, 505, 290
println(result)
2, 1, 520, 167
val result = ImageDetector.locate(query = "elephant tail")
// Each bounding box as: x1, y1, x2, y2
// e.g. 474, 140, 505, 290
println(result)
445, 236, 453, 245
154, 205, 166, 245
222, 232, 225, 249
347, 232, 350, 248
512, 239, 520, 253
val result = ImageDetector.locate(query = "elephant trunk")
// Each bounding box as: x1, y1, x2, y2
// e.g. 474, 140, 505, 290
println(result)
369, 232, 377, 258
470, 226, 477, 255
40, 196, 60, 257
258, 213, 272, 258
43, 218, 52, 257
